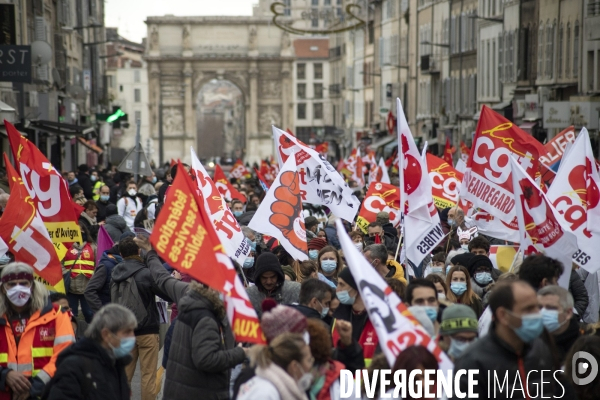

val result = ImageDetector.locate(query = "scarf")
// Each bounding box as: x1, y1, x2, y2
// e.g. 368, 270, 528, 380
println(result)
80, 211, 97, 226
256, 363, 308, 400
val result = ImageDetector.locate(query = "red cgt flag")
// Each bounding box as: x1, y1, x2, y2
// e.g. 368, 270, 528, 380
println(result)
459, 106, 547, 223
5, 121, 82, 244
150, 163, 265, 344
229, 159, 251, 179
0, 155, 63, 285
443, 137, 455, 166
214, 165, 247, 203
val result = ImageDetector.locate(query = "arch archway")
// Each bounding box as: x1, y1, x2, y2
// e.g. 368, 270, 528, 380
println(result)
196, 79, 245, 162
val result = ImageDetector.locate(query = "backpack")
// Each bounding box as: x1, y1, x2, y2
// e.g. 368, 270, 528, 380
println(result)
110, 270, 148, 324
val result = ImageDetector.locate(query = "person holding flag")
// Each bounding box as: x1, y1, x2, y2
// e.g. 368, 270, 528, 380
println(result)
132, 236, 249, 400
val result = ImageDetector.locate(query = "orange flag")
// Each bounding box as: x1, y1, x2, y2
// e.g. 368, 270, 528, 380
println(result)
150, 164, 265, 344
214, 165, 247, 203
5, 121, 82, 244
0, 154, 63, 285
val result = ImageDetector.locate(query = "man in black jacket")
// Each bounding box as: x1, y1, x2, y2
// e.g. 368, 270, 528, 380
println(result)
456, 281, 572, 398
77, 164, 94, 200
110, 237, 172, 400
538, 285, 582, 364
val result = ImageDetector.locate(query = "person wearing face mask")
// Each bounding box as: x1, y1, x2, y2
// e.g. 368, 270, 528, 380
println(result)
405, 279, 442, 336
538, 285, 581, 364
439, 304, 479, 361
238, 333, 313, 400
95, 185, 113, 222
307, 238, 328, 262
291, 278, 333, 321
317, 245, 343, 286
464, 255, 499, 302
304, 216, 319, 241
90, 170, 105, 201
44, 304, 135, 400
445, 265, 483, 318
332, 268, 371, 368
364, 244, 406, 284
455, 281, 572, 398
231, 199, 245, 221
349, 231, 364, 252
0, 263, 75, 399
116, 181, 143, 231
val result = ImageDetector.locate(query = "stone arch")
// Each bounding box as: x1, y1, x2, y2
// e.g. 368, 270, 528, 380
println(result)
192, 70, 250, 107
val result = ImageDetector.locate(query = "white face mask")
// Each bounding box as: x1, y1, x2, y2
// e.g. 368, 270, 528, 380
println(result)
128, 189, 137, 197
297, 370, 313, 392
354, 242, 363, 251
7, 285, 31, 307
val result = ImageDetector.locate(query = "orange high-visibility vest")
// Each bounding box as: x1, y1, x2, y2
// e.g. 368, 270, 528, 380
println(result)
0, 302, 74, 399
63, 243, 95, 279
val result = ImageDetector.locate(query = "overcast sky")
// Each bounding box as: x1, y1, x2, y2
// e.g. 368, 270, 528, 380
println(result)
105, 0, 257, 43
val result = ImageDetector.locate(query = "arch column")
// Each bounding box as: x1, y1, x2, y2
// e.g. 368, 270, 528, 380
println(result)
183, 62, 194, 142
248, 62, 259, 137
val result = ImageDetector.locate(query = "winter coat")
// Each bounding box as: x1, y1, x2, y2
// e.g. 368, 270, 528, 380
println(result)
246, 281, 300, 317
95, 200, 111, 222
554, 317, 582, 364
44, 338, 131, 400
569, 271, 589, 317
104, 215, 128, 243
455, 324, 567, 399
110, 256, 172, 336
77, 172, 94, 200
84, 245, 123, 313
324, 225, 341, 250
116, 195, 143, 230
238, 210, 256, 226
78, 213, 99, 242
237, 363, 308, 400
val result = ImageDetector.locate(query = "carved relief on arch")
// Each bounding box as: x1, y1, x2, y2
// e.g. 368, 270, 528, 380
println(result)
258, 106, 282, 133
163, 107, 184, 136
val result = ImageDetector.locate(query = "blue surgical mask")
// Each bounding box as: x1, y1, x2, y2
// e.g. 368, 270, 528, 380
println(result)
111, 335, 136, 358
152, 177, 157, 184
509, 311, 544, 343
450, 282, 467, 296
250, 241, 257, 252
541, 308, 566, 333
318, 300, 329, 318
474, 272, 493, 285
321, 260, 337, 274
423, 306, 438, 322
448, 338, 472, 359
448, 218, 455, 227
461, 244, 469, 251
446, 265, 452, 274
233, 210, 243, 217
91, 175, 97, 182
0, 254, 11, 265
431, 266, 443, 274
309, 250, 319, 260
243, 257, 254, 269
100, 195, 110, 202
337, 290, 355, 305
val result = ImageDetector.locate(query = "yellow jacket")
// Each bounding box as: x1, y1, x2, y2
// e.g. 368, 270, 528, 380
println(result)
386, 259, 407, 285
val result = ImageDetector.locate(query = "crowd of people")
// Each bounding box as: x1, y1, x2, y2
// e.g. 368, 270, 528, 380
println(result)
0, 161, 597, 400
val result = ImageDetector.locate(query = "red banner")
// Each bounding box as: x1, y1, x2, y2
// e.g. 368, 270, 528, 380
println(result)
151, 164, 265, 344
460, 106, 547, 223
427, 153, 463, 210
0, 156, 63, 285
6, 121, 82, 244
540, 126, 575, 167
356, 182, 401, 233
214, 165, 247, 203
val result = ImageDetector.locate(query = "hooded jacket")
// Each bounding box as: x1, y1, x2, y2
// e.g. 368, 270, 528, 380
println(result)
163, 287, 245, 400
110, 257, 172, 336
246, 254, 300, 317
84, 245, 123, 313
44, 338, 131, 400
104, 215, 129, 243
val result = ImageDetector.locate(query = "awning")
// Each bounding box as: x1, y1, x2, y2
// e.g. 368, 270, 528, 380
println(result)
0, 101, 16, 125
369, 135, 396, 149
29, 120, 95, 137
519, 122, 537, 134
77, 137, 103, 154
491, 101, 512, 111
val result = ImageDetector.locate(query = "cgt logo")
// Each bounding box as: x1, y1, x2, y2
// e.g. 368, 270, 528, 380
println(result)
572, 351, 598, 385
472, 135, 534, 185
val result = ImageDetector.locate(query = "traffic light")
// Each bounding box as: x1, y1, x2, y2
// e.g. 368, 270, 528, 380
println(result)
108, 106, 129, 129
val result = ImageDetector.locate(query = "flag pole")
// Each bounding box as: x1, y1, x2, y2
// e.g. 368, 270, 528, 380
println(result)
508, 247, 522, 273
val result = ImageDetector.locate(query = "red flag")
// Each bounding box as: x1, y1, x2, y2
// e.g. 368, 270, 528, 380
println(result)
0, 154, 63, 285
459, 106, 547, 223
459, 141, 470, 163
259, 160, 274, 184
214, 165, 247, 202
151, 163, 265, 344
356, 182, 401, 233
229, 159, 251, 179
315, 142, 329, 155
5, 121, 82, 244
443, 138, 454, 166
427, 153, 464, 210
254, 168, 271, 192
387, 110, 396, 135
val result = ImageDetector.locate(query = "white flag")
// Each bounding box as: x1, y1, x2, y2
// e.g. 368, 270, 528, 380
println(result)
547, 129, 600, 272
465, 210, 521, 243
510, 156, 578, 288
273, 126, 360, 222
335, 219, 453, 371
249, 156, 308, 261
190, 148, 250, 265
